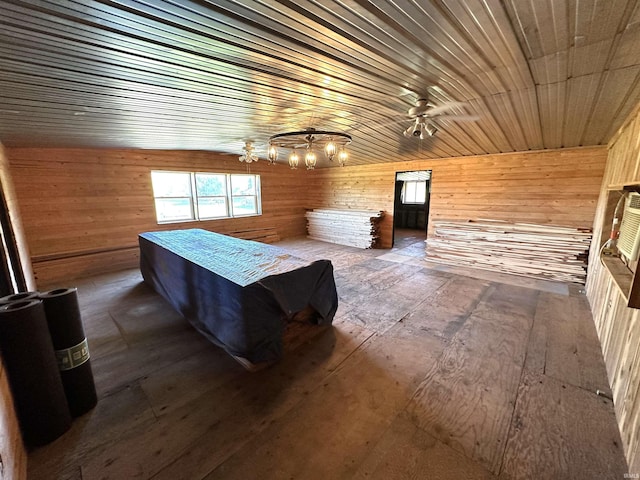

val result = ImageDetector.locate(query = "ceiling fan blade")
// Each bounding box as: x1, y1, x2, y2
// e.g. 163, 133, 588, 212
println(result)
424, 102, 470, 117
435, 114, 480, 122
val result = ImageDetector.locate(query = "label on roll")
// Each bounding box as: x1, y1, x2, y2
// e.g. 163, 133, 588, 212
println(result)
55, 338, 90, 371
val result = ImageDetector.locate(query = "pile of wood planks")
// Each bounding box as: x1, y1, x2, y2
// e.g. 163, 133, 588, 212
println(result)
425, 220, 592, 284
305, 208, 384, 249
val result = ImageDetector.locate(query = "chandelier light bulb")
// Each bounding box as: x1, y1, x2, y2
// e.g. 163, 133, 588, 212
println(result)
325, 140, 337, 161
267, 144, 278, 164
288, 150, 299, 169
305, 148, 317, 170
338, 148, 348, 166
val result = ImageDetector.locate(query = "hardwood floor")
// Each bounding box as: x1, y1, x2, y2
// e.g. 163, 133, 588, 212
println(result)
28, 233, 628, 479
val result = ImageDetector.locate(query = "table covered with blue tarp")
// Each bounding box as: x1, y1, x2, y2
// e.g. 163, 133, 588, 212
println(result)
138, 229, 338, 367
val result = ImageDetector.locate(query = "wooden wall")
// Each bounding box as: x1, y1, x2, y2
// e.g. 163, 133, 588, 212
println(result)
0, 144, 27, 480
7, 146, 607, 284
586, 101, 640, 473
306, 147, 607, 248
0, 359, 26, 480
6, 148, 309, 287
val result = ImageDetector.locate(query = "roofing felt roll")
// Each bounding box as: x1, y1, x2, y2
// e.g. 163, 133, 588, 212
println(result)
39, 288, 98, 417
0, 299, 72, 447
0, 291, 40, 305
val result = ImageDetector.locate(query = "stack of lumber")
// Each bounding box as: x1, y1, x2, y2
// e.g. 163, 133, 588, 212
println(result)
425, 220, 592, 284
305, 208, 384, 249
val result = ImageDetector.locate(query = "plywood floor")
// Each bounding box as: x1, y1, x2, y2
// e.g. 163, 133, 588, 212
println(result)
28, 231, 629, 479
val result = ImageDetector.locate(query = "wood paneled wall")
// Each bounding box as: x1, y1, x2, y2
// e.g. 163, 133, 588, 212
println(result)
306, 147, 607, 248
0, 359, 26, 480
586, 101, 640, 473
0, 145, 27, 480
8, 146, 607, 285
6, 148, 309, 287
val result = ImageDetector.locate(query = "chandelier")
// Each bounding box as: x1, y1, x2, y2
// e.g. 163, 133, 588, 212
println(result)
238, 141, 259, 163
267, 127, 352, 169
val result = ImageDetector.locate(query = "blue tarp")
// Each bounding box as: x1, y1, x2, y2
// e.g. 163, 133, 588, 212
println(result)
139, 229, 338, 366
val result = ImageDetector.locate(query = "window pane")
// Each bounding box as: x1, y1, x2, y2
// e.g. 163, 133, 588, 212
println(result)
231, 175, 255, 195
402, 181, 427, 204
405, 181, 417, 203
195, 173, 227, 196
232, 196, 257, 216
154, 198, 193, 222
198, 197, 227, 218
415, 181, 427, 203
151, 171, 192, 197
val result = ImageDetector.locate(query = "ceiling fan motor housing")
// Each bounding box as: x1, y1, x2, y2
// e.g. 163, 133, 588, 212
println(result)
408, 98, 431, 117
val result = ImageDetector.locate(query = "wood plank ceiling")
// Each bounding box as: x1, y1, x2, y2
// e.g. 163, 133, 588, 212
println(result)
0, 0, 639, 167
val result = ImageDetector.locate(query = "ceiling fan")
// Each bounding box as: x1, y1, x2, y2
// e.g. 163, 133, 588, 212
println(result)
401, 97, 478, 139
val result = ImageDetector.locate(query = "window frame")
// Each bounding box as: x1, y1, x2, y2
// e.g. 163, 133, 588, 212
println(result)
401, 180, 427, 205
151, 170, 262, 224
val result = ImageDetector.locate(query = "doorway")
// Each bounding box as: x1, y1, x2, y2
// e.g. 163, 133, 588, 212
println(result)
392, 170, 431, 248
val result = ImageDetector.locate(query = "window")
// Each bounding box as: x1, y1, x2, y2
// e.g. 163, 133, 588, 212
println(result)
402, 180, 427, 204
195, 173, 228, 219
151, 171, 195, 222
151, 171, 261, 223
231, 174, 259, 216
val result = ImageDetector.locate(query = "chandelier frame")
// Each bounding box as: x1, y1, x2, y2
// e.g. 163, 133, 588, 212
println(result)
268, 127, 352, 150
268, 127, 352, 169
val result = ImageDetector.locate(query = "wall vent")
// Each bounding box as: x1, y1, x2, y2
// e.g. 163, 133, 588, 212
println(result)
618, 192, 640, 261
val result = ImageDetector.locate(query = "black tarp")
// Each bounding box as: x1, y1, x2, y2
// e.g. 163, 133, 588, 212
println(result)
139, 229, 338, 366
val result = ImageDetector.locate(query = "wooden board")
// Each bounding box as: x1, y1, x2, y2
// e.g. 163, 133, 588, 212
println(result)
28, 384, 156, 480
541, 293, 611, 393
425, 219, 592, 284
406, 283, 537, 474
305, 208, 384, 249
388, 273, 491, 342
351, 412, 495, 480
499, 371, 626, 480
0, 362, 27, 480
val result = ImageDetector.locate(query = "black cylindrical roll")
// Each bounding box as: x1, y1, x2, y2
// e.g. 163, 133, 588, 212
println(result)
0, 299, 72, 447
0, 291, 40, 305
39, 288, 97, 417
